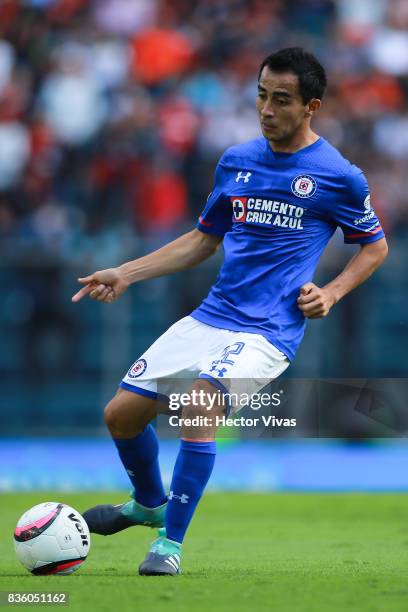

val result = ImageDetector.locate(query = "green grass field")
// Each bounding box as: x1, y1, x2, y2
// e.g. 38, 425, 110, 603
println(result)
1, 492, 408, 611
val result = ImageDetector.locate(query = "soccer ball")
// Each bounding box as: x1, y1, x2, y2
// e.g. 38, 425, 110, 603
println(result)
14, 502, 90, 575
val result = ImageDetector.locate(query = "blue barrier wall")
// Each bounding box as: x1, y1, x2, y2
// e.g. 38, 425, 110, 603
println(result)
2, 439, 408, 492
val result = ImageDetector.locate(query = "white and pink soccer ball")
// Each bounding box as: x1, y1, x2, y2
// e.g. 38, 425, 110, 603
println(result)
14, 502, 90, 575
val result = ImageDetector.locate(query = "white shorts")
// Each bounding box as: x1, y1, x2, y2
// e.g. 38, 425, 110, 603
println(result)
120, 316, 290, 414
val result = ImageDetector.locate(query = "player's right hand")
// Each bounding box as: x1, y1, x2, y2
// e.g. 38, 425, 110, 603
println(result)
71, 268, 129, 304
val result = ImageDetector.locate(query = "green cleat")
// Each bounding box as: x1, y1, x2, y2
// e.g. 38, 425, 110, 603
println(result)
139, 528, 182, 576
83, 491, 166, 535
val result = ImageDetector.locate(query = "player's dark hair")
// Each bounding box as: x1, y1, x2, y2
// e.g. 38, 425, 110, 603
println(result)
258, 47, 327, 103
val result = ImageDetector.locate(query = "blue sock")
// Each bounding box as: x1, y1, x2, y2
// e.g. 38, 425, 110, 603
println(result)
165, 440, 216, 544
113, 425, 167, 508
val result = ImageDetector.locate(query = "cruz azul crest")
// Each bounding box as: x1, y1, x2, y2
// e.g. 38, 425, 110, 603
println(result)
291, 175, 317, 198
128, 359, 147, 378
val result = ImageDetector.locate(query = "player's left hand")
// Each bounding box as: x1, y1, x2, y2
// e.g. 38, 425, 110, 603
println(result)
297, 282, 335, 319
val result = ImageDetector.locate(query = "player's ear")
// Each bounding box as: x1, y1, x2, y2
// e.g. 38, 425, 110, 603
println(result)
305, 98, 321, 117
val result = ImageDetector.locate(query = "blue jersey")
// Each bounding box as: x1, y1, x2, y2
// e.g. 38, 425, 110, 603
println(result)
191, 136, 385, 361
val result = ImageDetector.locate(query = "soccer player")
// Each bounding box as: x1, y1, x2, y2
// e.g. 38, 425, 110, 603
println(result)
72, 48, 388, 575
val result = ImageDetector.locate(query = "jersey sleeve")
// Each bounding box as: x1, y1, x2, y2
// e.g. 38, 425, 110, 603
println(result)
196, 154, 232, 237
332, 166, 385, 245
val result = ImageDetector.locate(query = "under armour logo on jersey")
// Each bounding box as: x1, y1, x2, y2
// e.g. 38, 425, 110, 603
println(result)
168, 491, 189, 503
235, 171, 252, 183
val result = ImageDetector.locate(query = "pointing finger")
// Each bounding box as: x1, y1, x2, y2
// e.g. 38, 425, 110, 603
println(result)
72, 284, 95, 303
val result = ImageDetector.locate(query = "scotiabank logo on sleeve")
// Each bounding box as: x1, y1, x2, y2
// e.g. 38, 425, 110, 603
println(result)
232, 197, 247, 221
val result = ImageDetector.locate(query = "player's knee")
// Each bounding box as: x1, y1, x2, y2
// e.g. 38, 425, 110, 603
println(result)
181, 402, 211, 422
104, 400, 123, 435
104, 388, 158, 438
103, 398, 139, 437
181, 380, 225, 421
180, 383, 224, 441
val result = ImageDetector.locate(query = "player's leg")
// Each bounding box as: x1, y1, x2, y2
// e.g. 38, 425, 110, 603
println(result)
160, 332, 289, 555
83, 316, 214, 536
139, 378, 224, 575
139, 330, 290, 575
83, 388, 167, 534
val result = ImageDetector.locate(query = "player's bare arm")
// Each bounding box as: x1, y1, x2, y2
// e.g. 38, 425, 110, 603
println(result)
298, 237, 388, 319
71, 229, 222, 304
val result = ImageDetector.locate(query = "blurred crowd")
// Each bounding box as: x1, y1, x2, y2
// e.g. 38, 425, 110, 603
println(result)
0, 0, 407, 263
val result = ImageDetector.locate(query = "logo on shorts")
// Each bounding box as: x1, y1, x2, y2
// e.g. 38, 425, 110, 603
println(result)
291, 175, 317, 198
128, 359, 147, 378
231, 197, 247, 221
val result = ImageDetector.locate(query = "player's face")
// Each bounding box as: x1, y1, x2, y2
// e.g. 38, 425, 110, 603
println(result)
256, 67, 315, 144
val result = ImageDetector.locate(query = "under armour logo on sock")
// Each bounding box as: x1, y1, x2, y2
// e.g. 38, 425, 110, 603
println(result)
168, 491, 189, 503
